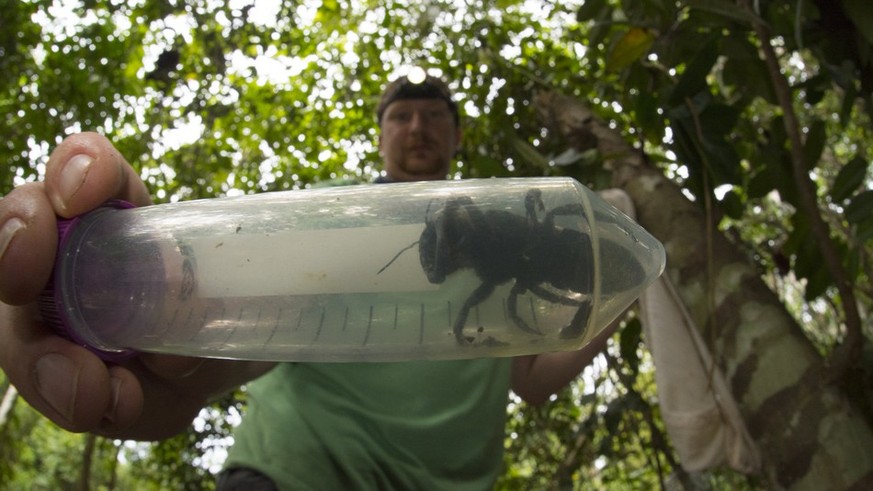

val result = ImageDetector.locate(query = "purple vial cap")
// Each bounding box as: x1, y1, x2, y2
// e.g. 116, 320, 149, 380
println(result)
37, 200, 138, 362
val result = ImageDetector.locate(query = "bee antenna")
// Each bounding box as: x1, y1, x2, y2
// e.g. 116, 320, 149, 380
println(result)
377, 240, 420, 275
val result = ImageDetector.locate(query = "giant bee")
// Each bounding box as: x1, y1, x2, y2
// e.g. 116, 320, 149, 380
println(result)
380, 188, 643, 344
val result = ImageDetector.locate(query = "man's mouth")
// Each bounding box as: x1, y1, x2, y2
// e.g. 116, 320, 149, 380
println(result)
408, 143, 432, 154
408, 139, 433, 148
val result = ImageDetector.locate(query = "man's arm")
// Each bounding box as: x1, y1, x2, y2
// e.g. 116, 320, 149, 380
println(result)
510, 316, 621, 406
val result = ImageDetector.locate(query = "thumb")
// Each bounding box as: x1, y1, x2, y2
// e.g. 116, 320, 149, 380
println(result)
45, 132, 151, 218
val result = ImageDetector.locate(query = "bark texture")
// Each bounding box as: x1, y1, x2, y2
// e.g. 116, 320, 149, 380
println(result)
534, 91, 873, 490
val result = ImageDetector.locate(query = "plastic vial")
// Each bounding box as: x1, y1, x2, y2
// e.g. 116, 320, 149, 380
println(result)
39, 177, 665, 362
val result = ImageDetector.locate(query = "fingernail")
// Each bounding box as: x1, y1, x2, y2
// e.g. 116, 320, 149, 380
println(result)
58, 154, 94, 210
0, 217, 26, 263
103, 376, 122, 424
35, 353, 80, 422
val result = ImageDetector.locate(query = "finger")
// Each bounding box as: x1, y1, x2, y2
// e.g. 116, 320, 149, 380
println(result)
44, 132, 151, 218
0, 183, 57, 304
138, 353, 206, 380
98, 365, 145, 434
0, 304, 136, 433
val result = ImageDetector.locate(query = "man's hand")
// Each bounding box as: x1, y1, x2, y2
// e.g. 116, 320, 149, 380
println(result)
0, 133, 273, 440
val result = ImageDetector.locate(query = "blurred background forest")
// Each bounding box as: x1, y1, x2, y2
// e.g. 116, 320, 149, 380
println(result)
1, 0, 872, 489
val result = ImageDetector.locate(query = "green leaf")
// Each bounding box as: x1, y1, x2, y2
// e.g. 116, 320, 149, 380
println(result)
804, 258, 831, 301
686, 0, 759, 25
747, 167, 777, 199
668, 37, 720, 105
787, 215, 831, 300
720, 189, 744, 219
799, 73, 829, 105
619, 317, 642, 375
802, 119, 826, 170
668, 100, 742, 188
839, 80, 858, 126
845, 190, 873, 224
843, 0, 873, 46
577, 0, 607, 22
552, 148, 584, 167
509, 136, 550, 171
606, 27, 655, 73
856, 216, 873, 242
698, 103, 739, 137
633, 90, 661, 141
831, 156, 869, 203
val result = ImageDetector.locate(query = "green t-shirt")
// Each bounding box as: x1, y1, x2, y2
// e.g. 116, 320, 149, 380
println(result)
225, 358, 512, 490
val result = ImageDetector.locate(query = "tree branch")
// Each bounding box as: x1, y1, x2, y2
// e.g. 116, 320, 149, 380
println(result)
742, 1, 863, 379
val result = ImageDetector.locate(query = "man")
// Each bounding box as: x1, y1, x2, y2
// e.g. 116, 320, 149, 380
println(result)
374, 73, 463, 182
0, 73, 614, 489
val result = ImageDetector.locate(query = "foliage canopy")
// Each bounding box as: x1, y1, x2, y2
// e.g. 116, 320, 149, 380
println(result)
2, 0, 872, 489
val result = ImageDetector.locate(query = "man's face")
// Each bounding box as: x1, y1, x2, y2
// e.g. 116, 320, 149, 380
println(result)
378, 98, 462, 182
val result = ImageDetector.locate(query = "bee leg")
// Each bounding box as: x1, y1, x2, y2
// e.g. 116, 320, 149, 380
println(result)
528, 285, 585, 307
454, 282, 497, 344
524, 189, 545, 224
527, 285, 588, 338
543, 203, 586, 228
507, 283, 543, 335
559, 300, 592, 339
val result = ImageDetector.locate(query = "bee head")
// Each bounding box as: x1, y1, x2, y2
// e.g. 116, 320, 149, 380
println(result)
419, 197, 475, 284
419, 199, 452, 283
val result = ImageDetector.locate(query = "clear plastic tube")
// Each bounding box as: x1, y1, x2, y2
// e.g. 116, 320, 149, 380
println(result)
40, 177, 665, 362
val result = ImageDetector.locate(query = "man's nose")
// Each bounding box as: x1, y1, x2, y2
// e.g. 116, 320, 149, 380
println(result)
409, 111, 426, 131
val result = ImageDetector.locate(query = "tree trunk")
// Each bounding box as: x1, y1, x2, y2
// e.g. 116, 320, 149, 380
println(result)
106, 438, 120, 490
534, 91, 873, 490
78, 433, 97, 491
